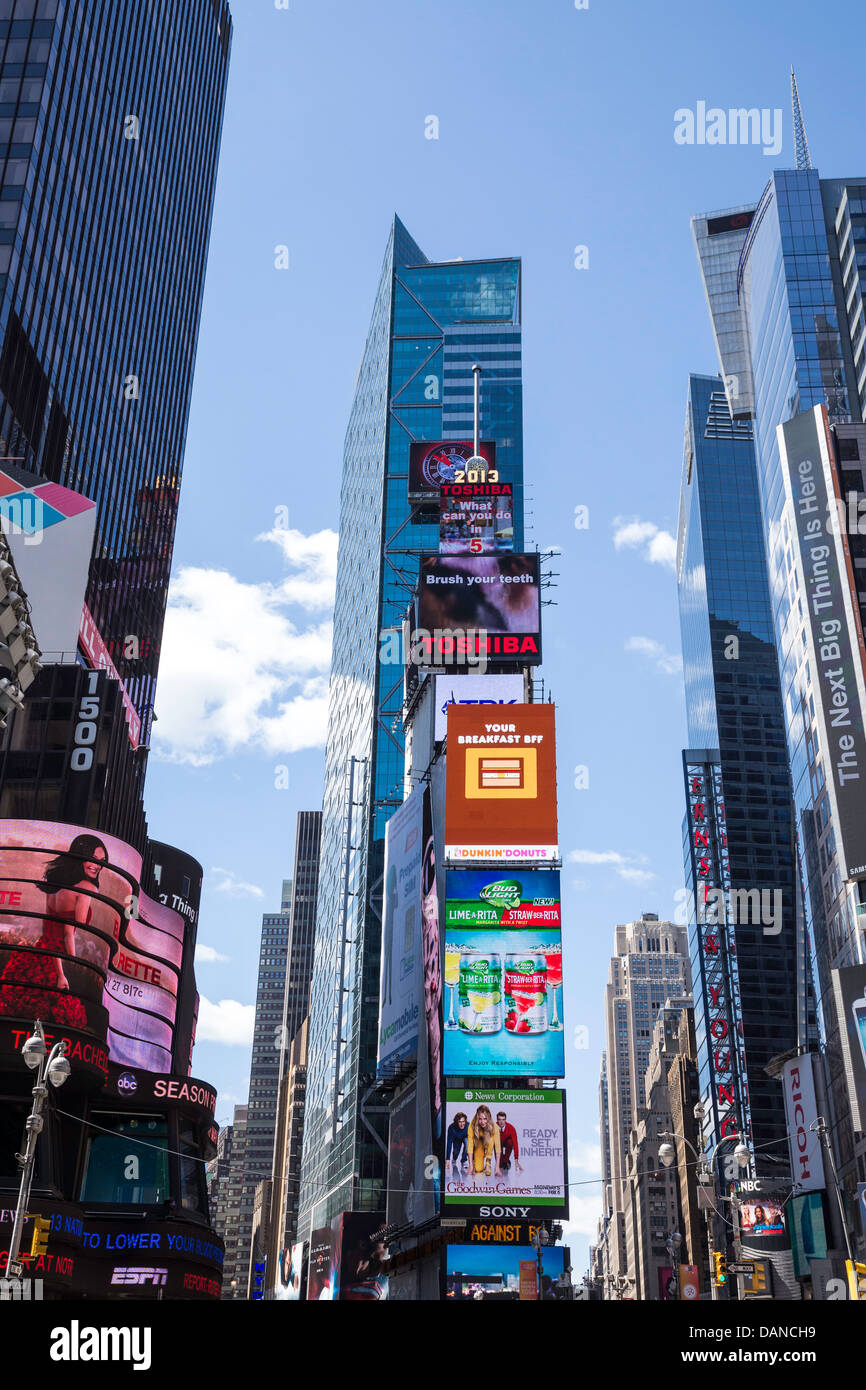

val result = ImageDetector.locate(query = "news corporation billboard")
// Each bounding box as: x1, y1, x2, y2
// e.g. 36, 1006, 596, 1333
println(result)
443, 1087, 568, 1220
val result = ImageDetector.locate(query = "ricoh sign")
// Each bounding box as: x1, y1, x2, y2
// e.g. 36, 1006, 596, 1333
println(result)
781, 1056, 824, 1194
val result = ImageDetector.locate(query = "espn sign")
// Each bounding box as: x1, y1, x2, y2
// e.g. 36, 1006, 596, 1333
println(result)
781, 1055, 824, 1194
110, 1266, 168, 1287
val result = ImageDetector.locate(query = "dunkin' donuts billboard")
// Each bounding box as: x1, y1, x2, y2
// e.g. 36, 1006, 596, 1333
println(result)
445, 705, 558, 862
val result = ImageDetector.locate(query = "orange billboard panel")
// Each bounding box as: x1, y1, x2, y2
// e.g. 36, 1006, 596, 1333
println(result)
445, 704, 558, 863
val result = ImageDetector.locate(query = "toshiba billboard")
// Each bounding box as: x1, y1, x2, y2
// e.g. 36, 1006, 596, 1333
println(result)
445, 705, 558, 863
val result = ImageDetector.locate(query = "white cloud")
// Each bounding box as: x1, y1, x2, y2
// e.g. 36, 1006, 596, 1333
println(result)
612, 516, 677, 571
211, 867, 265, 900
195, 943, 229, 964
256, 525, 339, 610
560, 1193, 606, 1247
625, 635, 683, 676
196, 996, 255, 1046
616, 866, 656, 885
569, 1136, 602, 1175
567, 848, 655, 884
153, 524, 338, 765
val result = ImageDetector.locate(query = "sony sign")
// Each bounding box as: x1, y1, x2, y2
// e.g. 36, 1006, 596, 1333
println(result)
781, 1054, 824, 1194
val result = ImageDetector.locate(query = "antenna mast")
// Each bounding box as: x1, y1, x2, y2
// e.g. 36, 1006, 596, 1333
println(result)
791, 67, 812, 171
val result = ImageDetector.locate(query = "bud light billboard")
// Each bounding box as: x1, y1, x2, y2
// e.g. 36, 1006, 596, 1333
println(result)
444, 869, 563, 1077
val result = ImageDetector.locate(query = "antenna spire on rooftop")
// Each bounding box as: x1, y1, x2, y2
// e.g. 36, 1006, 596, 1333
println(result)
791, 67, 812, 171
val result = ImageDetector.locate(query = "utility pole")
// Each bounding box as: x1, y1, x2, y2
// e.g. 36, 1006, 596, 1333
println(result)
7, 1021, 70, 1281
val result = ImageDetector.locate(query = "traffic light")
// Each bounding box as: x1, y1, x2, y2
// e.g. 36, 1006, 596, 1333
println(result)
742, 1260, 770, 1297
29, 1216, 50, 1258
846, 1260, 866, 1301
751, 1261, 769, 1296
712, 1251, 727, 1286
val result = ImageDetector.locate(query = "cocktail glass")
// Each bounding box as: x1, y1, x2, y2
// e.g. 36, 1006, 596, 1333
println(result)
545, 945, 563, 1031
444, 946, 460, 1029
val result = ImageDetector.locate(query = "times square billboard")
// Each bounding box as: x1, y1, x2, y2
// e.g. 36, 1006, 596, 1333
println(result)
443, 869, 564, 1078
0, 819, 199, 1076
409, 441, 497, 501
443, 1087, 569, 1221
416, 554, 541, 667
444, 704, 558, 863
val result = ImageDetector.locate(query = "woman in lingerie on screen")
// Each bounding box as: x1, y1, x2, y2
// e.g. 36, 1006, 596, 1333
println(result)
0, 833, 109, 1030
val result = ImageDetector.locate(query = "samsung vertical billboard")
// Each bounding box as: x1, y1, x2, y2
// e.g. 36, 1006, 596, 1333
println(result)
831, 962, 866, 1131
778, 407, 866, 880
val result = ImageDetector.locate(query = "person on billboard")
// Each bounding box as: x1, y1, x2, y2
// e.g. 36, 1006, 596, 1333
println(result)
0, 833, 110, 1029
496, 1111, 523, 1174
468, 1104, 501, 1177
420, 816, 442, 1140
446, 1111, 469, 1175
749, 1203, 784, 1235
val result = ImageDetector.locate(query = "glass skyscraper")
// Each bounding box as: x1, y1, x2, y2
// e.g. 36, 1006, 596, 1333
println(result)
694, 162, 866, 1220
298, 216, 523, 1239
225, 879, 292, 1300
677, 373, 800, 1164
0, 0, 231, 742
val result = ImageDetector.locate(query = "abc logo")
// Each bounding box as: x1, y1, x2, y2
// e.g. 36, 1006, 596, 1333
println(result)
118, 1071, 138, 1094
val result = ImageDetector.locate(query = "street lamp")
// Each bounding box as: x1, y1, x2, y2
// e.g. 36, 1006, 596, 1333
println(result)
6, 1021, 70, 1281
665, 1230, 683, 1300
531, 1225, 550, 1300
659, 1129, 750, 1302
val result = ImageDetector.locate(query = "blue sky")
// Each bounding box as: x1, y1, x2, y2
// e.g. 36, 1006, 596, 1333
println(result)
141, 0, 866, 1267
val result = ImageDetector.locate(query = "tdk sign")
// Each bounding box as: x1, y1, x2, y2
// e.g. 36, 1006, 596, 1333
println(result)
117, 1072, 138, 1095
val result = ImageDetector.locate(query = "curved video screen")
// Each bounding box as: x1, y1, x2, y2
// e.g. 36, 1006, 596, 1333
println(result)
0, 820, 192, 1073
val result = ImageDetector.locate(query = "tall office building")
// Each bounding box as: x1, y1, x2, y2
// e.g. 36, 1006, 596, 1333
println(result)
226, 879, 292, 1299
298, 217, 523, 1239
0, 1, 230, 1301
692, 143, 866, 1226
623, 999, 693, 1301
265, 810, 321, 1268
278, 811, 322, 1056
677, 373, 800, 1164
0, 0, 230, 741
214, 1104, 248, 1298
600, 913, 691, 1287
266, 1016, 308, 1292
